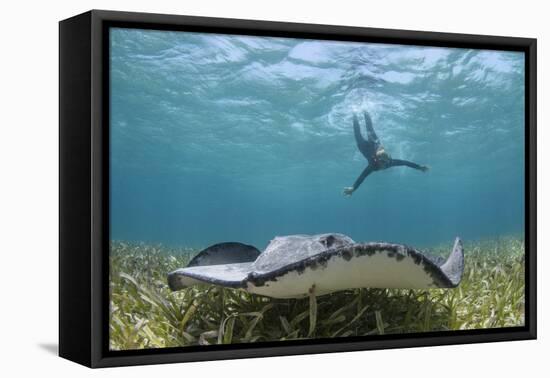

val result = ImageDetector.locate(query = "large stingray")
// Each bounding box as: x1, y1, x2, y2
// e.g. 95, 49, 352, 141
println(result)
168, 233, 464, 299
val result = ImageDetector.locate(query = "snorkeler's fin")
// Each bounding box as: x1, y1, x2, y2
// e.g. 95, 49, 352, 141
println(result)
439, 238, 464, 287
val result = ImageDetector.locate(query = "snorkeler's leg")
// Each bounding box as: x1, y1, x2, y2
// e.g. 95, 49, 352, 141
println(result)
363, 111, 379, 143
389, 159, 429, 172
354, 113, 375, 160
353, 114, 367, 148
343, 165, 375, 196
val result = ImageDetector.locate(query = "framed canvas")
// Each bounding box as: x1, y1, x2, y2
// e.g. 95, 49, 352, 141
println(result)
59, 9, 537, 368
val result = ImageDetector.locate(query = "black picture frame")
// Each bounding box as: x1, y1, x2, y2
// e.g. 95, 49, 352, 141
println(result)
59, 9, 537, 368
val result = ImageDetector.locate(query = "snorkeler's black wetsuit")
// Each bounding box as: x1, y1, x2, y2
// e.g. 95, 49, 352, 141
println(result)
348, 112, 427, 194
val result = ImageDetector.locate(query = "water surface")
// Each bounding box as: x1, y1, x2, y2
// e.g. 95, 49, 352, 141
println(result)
109, 28, 525, 249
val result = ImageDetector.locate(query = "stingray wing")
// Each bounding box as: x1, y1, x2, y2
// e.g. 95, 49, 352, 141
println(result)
246, 239, 465, 298
168, 241, 260, 290
439, 238, 465, 287
168, 262, 252, 290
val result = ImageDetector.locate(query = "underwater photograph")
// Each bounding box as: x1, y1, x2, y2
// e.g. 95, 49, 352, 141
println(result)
108, 28, 526, 350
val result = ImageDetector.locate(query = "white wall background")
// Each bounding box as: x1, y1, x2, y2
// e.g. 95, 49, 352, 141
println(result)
0, 0, 546, 375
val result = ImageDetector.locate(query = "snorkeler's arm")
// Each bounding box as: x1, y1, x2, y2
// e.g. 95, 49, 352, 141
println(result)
363, 111, 379, 143
346, 165, 375, 194
353, 114, 367, 148
389, 159, 429, 172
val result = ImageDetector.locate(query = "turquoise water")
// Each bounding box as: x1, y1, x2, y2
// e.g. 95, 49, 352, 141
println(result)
109, 28, 525, 250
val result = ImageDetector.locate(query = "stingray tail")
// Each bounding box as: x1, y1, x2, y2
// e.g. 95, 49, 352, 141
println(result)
440, 237, 465, 287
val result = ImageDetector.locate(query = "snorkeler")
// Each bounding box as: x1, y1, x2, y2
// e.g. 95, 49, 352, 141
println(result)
343, 111, 429, 196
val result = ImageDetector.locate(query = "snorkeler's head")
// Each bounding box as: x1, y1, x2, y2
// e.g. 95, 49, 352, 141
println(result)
375, 148, 392, 168
376, 148, 391, 161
